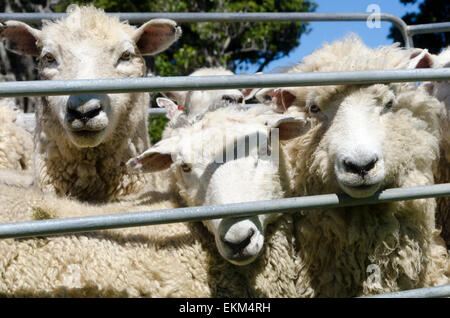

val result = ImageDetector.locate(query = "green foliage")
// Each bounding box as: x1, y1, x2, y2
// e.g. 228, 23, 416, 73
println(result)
388, 0, 449, 54
148, 115, 169, 144
55, 0, 317, 142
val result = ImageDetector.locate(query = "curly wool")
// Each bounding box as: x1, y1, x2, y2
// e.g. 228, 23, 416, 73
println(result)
283, 36, 448, 297
424, 46, 450, 248
0, 181, 299, 297
0, 100, 33, 171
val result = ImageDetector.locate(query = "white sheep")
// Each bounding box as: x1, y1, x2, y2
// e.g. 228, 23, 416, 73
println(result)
158, 67, 259, 119
0, 106, 307, 297
257, 36, 449, 296
0, 5, 182, 202
128, 105, 308, 265
408, 47, 450, 248
0, 99, 33, 171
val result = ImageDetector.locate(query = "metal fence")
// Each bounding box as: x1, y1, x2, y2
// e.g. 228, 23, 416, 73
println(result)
1, 12, 449, 48
0, 11, 449, 298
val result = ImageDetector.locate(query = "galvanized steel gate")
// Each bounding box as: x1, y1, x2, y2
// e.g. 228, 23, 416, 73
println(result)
0, 12, 449, 298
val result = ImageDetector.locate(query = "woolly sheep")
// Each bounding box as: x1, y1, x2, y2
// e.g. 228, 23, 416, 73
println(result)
409, 47, 450, 248
0, 99, 33, 171
0, 5, 182, 202
127, 105, 308, 265
158, 67, 259, 119
0, 108, 305, 296
1, 38, 446, 296
260, 36, 448, 296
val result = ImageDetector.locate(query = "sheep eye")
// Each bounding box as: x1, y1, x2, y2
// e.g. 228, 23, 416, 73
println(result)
181, 163, 192, 173
309, 104, 321, 113
222, 95, 235, 103
119, 51, 131, 61
385, 100, 394, 109
43, 53, 56, 63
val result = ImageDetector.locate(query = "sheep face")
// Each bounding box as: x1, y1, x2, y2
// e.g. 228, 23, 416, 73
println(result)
160, 68, 259, 119
0, 6, 181, 148
36, 31, 149, 148
128, 110, 308, 265
184, 89, 245, 116
290, 80, 441, 200
312, 86, 391, 198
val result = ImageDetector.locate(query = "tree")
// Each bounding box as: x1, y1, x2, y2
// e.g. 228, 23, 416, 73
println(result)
388, 0, 449, 54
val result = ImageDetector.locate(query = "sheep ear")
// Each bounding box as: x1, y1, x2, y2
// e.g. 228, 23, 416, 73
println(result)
156, 97, 182, 119
408, 49, 434, 69
241, 72, 262, 101
241, 88, 260, 101
127, 137, 178, 173
160, 91, 187, 106
133, 19, 182, 56
0, 21, 42, 56
267, 116, 310, 140
256, 88, 296, 112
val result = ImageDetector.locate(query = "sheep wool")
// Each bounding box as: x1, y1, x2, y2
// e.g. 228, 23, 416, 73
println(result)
0, 99, 33, 171
282, 35, 448, 297
0, 181, 299, 297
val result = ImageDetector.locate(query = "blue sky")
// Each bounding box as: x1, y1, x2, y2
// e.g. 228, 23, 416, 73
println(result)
236, 0, 422, 74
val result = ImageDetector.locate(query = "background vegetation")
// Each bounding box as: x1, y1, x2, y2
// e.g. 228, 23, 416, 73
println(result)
388, 0, 449, 54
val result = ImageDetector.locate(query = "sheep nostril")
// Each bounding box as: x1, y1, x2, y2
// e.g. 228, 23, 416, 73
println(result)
343, 157, 378, 177
67, 107, 102, 123
222, 228, 255, 255
66, 98, 103, 124
363, 158, 378, 172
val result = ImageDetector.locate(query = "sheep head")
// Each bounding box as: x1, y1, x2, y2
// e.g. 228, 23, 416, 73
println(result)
159, 67, 259, 119
0, 5, 181, 148
127, 108, 309, 265
281, 36, 443, 198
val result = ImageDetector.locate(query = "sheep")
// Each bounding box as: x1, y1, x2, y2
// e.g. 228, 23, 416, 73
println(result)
0, 99, 33, 171
0, 5, 182, 202
258, 36, 448, 297
2, 42, 446, 296
128, 105, 309, 265
408, 47, 450, 248
158, 67, 259, 119
0, 106, 307, 297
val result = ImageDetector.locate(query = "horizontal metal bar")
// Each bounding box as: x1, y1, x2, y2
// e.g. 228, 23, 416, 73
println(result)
0, 12, 404, 23
0, 12, 411, 48
363, 284, 450, 298
148, 108, 168, 116
0, 183, 448, 240
1, 69, 449, 98
408, 22, 450, 36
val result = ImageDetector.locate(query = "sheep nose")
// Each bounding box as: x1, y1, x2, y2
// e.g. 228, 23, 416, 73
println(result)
221, 228, 255, 255
343, 157, 378, 177
66, 95, 104, 124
